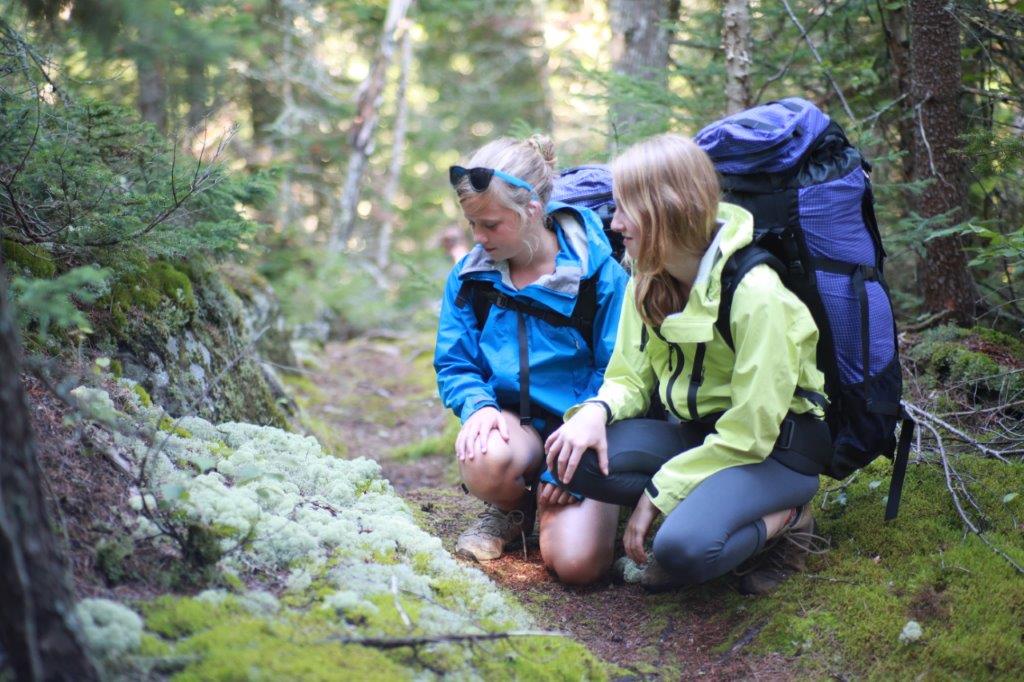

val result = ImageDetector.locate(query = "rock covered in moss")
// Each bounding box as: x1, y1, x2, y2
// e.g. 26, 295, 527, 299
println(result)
74, 387, 610, 679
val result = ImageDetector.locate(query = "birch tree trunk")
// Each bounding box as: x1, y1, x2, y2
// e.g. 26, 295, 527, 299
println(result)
722, 0, 752, 115
329, 0, 414, 251
909, 0, 980, 323
376, 29, 413, 270
608, 0, 678, 146
0, 258, 98, 681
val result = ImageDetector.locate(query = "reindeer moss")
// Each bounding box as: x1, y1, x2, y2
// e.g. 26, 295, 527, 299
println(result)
733, 456, 1024, 678
2, 239, 56, 278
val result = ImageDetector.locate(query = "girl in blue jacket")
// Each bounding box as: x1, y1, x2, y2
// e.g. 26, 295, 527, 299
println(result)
434, 135, 628, 584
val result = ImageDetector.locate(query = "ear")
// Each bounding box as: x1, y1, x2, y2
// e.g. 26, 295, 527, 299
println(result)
527, 200, 543, 223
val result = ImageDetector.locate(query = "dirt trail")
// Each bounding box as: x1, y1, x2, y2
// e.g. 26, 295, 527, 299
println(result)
304, 336, 794, 680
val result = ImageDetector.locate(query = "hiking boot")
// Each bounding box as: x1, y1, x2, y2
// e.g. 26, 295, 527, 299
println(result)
737, 505, 829, 596
640, 556, 686, 593
611, 556, 685, 592
456, 504, 531, 562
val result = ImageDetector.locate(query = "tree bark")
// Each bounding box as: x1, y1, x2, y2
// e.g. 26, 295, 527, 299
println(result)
0, 258, 98, 681
722, 0, 752, 115
330, 0, 415, 251
608, 0, 678, 145
135, 54, 167, 134
909, 0, 980, 323
376, 28, 413, 270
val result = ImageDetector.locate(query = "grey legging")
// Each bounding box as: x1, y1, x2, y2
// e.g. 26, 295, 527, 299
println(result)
565, 415, 827, 585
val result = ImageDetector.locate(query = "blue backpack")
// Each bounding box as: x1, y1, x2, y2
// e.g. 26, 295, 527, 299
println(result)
694, 98, 914, 520
553, 165, 623, 262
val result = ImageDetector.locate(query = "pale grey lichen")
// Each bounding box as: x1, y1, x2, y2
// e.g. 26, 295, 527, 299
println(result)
74, 598, 144, 660
72, 385, 535, 676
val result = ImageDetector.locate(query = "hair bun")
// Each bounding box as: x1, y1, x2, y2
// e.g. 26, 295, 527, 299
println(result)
526, 134, 557, 171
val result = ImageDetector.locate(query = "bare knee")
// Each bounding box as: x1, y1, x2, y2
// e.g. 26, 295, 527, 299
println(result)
544, 544, 613, 585
459, 433, 518, 503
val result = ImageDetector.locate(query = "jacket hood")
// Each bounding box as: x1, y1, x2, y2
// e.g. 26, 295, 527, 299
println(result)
658, 202, 753, 343
456, 200, 613, 316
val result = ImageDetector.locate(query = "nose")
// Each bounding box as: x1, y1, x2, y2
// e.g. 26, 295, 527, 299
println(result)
471, 226, 487, 245
609, 210, 625, 233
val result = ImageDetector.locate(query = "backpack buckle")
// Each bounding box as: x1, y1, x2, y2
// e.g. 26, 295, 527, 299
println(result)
495, 294, 512, 309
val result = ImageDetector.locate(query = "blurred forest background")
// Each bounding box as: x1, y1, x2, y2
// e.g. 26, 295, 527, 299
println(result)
2, 0, 1024, 679
3, 0, 1022, 339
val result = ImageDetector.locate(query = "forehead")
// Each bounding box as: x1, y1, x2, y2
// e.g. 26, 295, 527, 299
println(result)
460, 193, 516, 221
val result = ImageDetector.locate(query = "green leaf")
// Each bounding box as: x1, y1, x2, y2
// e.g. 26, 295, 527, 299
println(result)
1003, 492, 1019, 504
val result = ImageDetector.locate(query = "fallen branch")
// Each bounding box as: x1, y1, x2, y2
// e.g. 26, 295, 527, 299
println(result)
903, 401, 1013, 462
323, 630, 568, 650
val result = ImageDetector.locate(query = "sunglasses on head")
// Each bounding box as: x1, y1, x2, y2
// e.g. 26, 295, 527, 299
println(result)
449, 166, 538, 198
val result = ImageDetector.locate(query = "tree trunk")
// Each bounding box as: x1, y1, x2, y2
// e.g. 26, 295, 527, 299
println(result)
136, 55, 167, 134
608, 0, 678, 146
376, 29, 413, 270
722, 0, 752, 114
909, 0, 979, 323
185, 57, 208, 130
0, 258, 99, 681
329, 0, 415, 251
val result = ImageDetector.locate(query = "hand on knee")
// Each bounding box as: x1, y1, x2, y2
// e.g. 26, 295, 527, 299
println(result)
460, 435, 521, 504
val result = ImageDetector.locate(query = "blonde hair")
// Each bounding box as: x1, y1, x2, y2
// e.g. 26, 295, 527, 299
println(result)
453, 135, 557, 248
611, 133, 720, 328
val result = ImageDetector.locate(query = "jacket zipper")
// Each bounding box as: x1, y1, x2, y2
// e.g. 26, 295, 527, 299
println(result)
654, 328, 685, 418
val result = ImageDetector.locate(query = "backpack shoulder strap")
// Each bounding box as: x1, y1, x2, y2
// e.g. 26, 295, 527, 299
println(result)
455, 279, 495, 330
456, 276, 599, 350
715, 245, 786, 350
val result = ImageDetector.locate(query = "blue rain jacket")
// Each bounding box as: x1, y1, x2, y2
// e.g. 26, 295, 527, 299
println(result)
434, 201, 629, 423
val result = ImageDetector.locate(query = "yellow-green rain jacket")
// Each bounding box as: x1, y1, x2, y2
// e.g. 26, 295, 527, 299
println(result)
569, 203, 826, 516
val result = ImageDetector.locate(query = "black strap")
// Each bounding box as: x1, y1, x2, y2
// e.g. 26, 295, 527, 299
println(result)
885, 412, 915, 521
456, 279, 598, 350
811, 257, 878, 280
734, 117, 776, 132
688, 342, 706, 421
795, 387, 828, 411
852, 265, 875, 414
716, 246, 786, 350
517, 312, 531, 425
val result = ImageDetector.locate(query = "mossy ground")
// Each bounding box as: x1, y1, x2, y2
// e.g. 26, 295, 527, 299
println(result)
727, 455, 1024, 678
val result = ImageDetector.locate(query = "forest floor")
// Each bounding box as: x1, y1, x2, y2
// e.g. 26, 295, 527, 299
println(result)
294, 334, 798, 680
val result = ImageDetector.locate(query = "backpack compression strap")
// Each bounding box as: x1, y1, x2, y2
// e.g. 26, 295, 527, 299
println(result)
455, 278, 599, 424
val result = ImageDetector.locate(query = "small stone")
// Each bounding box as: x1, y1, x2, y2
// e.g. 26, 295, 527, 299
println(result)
899, 620, 923, 643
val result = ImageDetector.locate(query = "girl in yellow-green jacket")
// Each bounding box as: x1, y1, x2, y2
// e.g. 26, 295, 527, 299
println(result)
543, 133, 831, 594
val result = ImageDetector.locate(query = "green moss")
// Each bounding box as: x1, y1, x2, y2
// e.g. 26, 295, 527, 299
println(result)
908, 325, 1024, 400
169, 615, 408, 681
107, 261, 197, 337
158, 416, 192, 438
738, 455, 1024, 678
138, 633, 173, 657
470, 635, 609, 681
390, 415, 459, 462
110, 358, 124, 378
143, 596, 244, 639
95, 535, 134, 584
2, 239, 56, 278
132, 382, 153, 407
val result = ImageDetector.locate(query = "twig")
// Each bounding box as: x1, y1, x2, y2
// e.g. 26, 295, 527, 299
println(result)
391, 575, 413, 629
922, 419, 1024, 575
903, 401, 1012, 462
779, 0, 855, 121
321, 630, 568, 650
